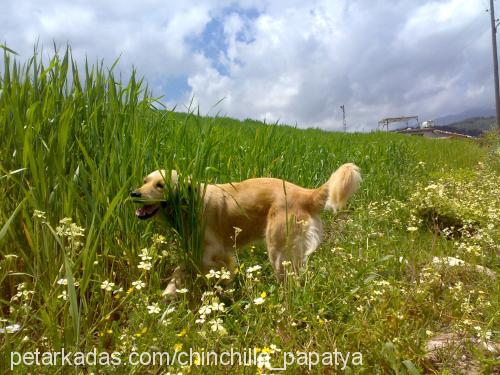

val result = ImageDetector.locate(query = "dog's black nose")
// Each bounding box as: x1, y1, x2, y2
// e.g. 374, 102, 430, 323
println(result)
130, 191, 141, 198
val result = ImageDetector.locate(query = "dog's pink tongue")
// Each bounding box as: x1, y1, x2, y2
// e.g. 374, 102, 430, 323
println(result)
136, 207, 146, 217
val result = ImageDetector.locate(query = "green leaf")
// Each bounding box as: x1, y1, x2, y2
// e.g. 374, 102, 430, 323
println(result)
0, 44, 19, 55
0, 196, 28, 243
402, 359, 421, 375
364, 273, 378, 284
64, 255, 80, 347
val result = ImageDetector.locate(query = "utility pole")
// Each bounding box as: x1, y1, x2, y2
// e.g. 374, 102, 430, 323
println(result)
340, 105, 347, 132
489, 0, 500, 129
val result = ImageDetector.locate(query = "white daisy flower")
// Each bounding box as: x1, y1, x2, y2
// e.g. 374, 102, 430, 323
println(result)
199, 305, 212, 316
220, 269, 231, 280
246, 265, 262, 273
0, 323, 21, 334
209, 318, 227, 334
205, 269, 220, 279
100, 280, 115, 292
57, 291, 67, 300
138, 261, 152, 271
132, 280, 146, 290
147, 303, 161, 314
211, 302, 225, 312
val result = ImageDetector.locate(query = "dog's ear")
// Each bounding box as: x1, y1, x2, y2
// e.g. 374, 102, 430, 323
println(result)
169, 170, 179, 186
168, 170, 192, 186
176, 172, 193, 189
164, 170, 195, 196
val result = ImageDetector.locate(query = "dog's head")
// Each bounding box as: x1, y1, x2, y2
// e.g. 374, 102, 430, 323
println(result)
131, 169, 179, 220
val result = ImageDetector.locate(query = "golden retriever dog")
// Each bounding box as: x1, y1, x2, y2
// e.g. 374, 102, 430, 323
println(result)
131, 164, 361, 297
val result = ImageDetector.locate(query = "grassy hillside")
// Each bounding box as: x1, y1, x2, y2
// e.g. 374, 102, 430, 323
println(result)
1, 48, 498, 374
436, 116, 496, 136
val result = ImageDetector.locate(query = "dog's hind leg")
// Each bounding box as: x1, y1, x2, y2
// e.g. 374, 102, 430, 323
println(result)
265, 211, 297, 280
297, 215, 323, 262
265, 211, 322, 281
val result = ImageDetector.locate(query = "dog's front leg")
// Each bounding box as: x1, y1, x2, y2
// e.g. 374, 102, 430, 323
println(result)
162, 266, 186, 298
202, 242, 236, 279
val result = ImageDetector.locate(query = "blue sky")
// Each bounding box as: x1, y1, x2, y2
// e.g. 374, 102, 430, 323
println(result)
0, 0, 494, 130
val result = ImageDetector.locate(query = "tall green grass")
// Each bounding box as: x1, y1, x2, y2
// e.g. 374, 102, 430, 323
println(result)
0, 47, 492, 373
1, 46, 163, 352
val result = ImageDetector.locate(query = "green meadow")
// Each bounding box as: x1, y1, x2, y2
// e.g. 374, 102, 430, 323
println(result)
1, 48, 498, 374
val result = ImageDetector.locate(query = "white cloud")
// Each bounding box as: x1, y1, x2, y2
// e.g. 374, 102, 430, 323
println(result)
1, 1, 216, 93
184, 0, 491, 129
0, 0, 493, 130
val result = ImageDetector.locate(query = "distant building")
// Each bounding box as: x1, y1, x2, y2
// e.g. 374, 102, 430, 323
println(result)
378, 115, 475, 138
420, 120, 435, 128
378, 116, 419, 131
394, 127, 475, 139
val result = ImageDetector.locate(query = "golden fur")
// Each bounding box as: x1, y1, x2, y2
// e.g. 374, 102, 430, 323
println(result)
131, 164, 361, 297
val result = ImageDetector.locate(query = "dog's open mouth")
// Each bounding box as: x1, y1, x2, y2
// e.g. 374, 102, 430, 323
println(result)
135, 204, 160, 220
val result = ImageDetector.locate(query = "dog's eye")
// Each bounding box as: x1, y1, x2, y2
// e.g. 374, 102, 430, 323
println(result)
156, 183, 164, 189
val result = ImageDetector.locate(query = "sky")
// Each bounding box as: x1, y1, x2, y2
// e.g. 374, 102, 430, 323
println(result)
0, 0, 495, 131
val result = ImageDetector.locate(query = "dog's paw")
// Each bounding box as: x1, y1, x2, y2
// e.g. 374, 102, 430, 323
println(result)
162, 281, 178, 300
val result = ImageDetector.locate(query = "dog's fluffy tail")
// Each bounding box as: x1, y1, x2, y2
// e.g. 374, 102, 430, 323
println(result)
323, 163, 361, 211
